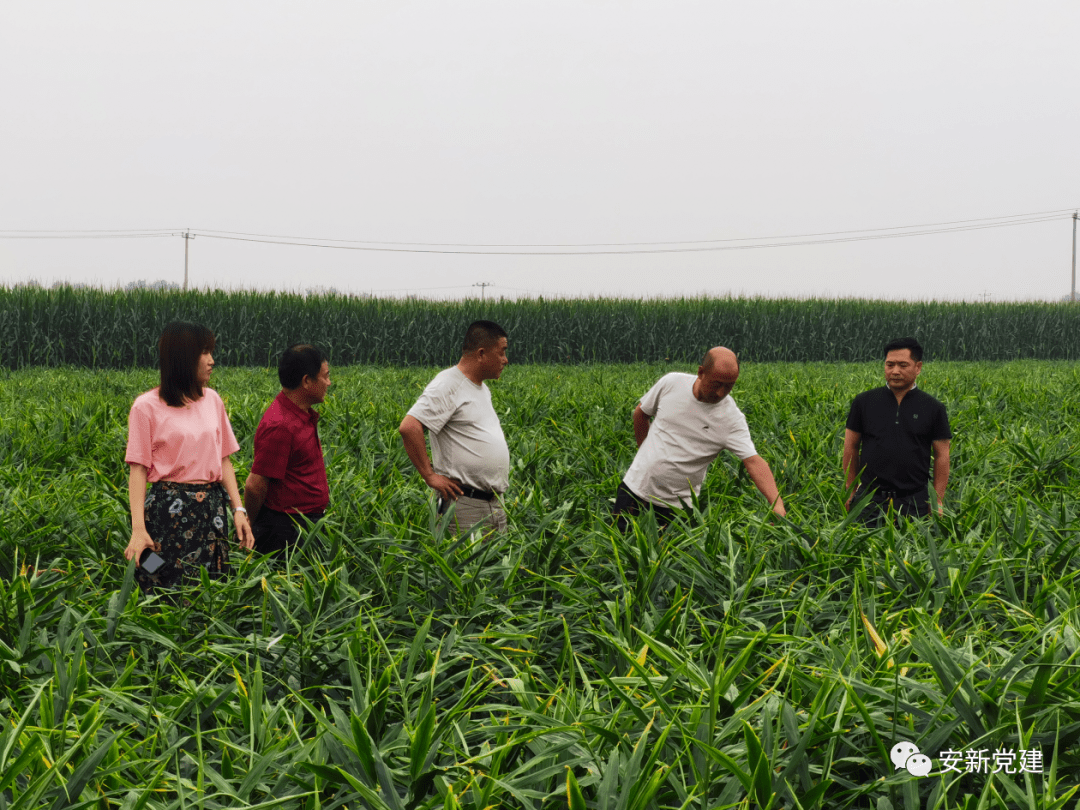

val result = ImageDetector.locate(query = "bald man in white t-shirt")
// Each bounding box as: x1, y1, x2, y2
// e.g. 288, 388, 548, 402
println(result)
614, 347, 786, 528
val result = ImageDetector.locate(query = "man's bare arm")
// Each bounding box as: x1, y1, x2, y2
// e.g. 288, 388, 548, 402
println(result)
244, 472, 270, 522
842, 429, 862, 510
931, 438, 950, 514
398, 414, 463, 501
632, 405, 651, 447
741, 454, 786, 516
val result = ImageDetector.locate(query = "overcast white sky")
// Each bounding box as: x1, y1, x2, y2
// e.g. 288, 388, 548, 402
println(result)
2, 2, 1078, 301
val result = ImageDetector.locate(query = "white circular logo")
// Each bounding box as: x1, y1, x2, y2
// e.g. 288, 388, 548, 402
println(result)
889, 741, 931, 777
906, 753, 933, 777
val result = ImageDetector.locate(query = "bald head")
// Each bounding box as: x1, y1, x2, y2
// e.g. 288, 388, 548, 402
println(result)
695, 346, 740, 403
700, 346, 739, 375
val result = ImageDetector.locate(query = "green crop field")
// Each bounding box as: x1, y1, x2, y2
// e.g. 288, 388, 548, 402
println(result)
4, 286, 1080, 368
2, 360, 1080, 809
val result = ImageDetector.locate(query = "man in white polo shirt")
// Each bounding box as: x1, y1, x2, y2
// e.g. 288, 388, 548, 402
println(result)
614, 346, 786, 528
399, 320, 510, 534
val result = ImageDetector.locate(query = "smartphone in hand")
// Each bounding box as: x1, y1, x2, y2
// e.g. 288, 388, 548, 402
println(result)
140, 550, 165, 573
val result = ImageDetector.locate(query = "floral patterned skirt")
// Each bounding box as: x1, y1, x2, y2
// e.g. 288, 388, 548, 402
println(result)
137, 481, 231, 593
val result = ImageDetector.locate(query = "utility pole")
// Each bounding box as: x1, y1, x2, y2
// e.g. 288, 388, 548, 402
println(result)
473, 281, 493, 304
182, 230, 195, 292
1072, 211, 1077, 302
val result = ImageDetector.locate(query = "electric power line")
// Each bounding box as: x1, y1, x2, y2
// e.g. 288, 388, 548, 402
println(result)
0, 232, 178, 240
0, 227, 180, 234
190, 214, 1069, 255
0, 206, 1075, 250
363, 284, 477, 294
2, 216, 1064, 254
187, 207, 1080, 247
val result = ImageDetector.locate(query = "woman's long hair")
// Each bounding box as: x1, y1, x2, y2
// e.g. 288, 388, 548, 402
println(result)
158, 322, 215, 406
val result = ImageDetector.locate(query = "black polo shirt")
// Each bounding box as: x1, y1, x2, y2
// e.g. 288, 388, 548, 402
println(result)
846, 386, 952, 494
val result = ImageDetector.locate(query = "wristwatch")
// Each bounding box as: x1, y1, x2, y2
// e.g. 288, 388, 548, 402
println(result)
233, 506, 248, 516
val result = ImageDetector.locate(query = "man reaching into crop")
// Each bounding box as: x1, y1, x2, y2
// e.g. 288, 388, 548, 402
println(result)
843, 336, 951, 524
399, 320, 511, 534
613, 346, 786, 529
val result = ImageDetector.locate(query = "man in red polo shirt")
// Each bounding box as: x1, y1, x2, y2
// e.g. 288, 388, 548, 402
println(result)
243, 345, 331, 557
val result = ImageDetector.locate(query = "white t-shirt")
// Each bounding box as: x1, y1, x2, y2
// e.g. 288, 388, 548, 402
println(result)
407, 366, 510, 493
623, 372, 757, 508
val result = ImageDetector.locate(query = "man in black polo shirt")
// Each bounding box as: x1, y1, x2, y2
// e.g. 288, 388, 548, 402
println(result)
843, 337, 951, 523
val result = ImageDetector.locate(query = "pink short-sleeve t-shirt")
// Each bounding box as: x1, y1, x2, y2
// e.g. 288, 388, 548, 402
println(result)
125, 387, 241, 483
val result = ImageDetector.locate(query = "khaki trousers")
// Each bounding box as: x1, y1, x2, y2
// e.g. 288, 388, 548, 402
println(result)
447, 494, 507, 535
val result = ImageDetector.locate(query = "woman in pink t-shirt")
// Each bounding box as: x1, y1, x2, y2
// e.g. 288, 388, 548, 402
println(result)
124, 322, 254, 592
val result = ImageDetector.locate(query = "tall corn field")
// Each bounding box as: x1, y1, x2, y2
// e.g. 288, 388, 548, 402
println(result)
3, 285, 1080, 367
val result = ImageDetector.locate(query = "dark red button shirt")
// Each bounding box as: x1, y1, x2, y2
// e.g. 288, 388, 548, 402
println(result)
251, 391, 329, 514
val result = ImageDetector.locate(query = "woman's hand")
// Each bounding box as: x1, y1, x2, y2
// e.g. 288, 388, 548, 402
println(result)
221, 457, 255, 550
124, 527, 157, 561
235, 511, 255, 550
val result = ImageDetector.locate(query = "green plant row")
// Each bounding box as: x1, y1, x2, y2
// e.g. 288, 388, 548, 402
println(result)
2, 362, 1080, 809
4, 286, 1080, 368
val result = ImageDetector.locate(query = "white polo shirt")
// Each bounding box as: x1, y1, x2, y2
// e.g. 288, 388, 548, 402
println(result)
407, 366, 510, 493
623, 372, 757, 508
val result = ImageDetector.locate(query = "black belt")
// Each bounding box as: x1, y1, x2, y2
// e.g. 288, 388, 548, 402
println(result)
458, 486, 497, 501
863, 485, 925, 499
